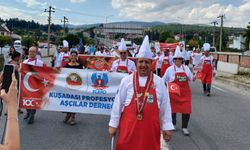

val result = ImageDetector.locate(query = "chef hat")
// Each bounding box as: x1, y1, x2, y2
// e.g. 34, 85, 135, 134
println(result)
63, 40, 69, 48
173, 45, 184, 58
203, 43, 210, 51
155, 45, 161, 53
118, 38, 127, 51
137, 35, 153, 59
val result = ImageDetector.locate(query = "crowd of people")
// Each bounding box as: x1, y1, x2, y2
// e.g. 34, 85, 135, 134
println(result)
0, 35, 216, 150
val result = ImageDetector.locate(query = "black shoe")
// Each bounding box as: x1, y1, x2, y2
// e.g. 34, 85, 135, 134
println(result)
23, 113, 30, 120
207, 92, 211, 96
63, 113, 71, 123
28, 115, 34, 124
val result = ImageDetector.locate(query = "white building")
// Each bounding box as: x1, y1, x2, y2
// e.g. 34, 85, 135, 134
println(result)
228, 35, 245, 50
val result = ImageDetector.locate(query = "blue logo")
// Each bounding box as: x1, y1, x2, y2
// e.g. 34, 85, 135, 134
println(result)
91, 72, 109, 90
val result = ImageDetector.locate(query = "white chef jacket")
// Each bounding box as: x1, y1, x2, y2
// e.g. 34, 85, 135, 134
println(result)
109, 73, 174, 131
23, 58, 45, 67
199, 55, 214, 64
111, 59, 136, 73
192, 52, 203, 66
55, 52, 70, 67
162, 65, 193, 83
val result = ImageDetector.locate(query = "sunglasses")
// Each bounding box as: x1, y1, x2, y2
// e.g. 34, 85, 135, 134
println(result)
120, 52, 127, 55
174, 58, 183, 60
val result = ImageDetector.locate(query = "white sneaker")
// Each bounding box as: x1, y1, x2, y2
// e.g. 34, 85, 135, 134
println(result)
172, 125, 177, 131
182, 128, 190, 136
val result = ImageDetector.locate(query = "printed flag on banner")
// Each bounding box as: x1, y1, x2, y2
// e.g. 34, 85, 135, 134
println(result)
19, 64, 127, 115
168, 82, 180, 96
19, 64, 58, 109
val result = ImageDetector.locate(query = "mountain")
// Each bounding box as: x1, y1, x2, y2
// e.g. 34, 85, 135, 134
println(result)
66, 21, 166, 29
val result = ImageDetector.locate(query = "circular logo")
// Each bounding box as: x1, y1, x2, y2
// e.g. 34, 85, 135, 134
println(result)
66, 73, 83, 88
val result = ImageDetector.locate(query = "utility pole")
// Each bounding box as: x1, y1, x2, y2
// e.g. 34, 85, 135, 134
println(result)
217, 14, 225, 51
44, 6, 55, 56
61, 16, 68, 37
211, 21, 218, 47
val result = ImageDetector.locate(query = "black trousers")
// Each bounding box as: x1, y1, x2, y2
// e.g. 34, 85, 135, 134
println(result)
172, 113, 190, 128
203, 84, 211, 93
156, 68, 161, 76
185, 60, 190, 66
26, 109, 36, 116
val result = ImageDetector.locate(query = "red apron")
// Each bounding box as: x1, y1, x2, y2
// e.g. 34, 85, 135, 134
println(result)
117, 72, 160, 150
201, 57, 213, 84
169, 65, 192, 114
160, 56, 171, 77
116, 59, 129, 73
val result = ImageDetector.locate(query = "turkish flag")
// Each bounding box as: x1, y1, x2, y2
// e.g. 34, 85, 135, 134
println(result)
19, 64, 57, 109
196, 70, 204, 80
168, 82, 180, 96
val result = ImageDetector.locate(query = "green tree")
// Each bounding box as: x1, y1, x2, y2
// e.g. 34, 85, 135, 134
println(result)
165, 37, 178, 43
63, 34, 79, 48
243, 22, 250, 50
22, 36, 35, 48
159, 31, 172, 42
188, 38, 200, 48
0, 36, 12, 55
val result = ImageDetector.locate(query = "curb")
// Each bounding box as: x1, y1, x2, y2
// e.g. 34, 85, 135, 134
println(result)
215, 76, 250, 91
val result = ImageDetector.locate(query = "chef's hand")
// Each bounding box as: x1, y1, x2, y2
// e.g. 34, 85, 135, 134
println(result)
163, 130, 172, 142
109, 126, 117, 137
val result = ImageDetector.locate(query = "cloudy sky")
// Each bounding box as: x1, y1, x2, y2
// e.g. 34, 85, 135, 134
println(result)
0, 0, 250, 27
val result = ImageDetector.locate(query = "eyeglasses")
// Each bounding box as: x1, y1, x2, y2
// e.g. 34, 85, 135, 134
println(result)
174, 58, 183, 60
120, 52, 127, 55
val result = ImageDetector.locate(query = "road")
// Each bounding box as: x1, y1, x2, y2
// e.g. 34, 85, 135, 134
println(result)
0, 50, 250, 150
169, 80, 250, 150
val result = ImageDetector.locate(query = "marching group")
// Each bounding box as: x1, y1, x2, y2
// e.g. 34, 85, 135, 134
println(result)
0, 34, 215, 150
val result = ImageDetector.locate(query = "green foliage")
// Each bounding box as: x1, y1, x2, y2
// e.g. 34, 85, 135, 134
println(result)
159, 31, 172, 42
243, 22, 250, 49
188, 38, 200, 48
63, 34, 79, 48
22, 36, 35, 48
0, 36, 12, 47
165, 37, 178, 43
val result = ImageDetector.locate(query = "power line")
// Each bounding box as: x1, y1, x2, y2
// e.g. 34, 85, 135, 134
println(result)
217, 14, 225, 51
44, 5, 55, 56
211, 20, 218, 47
61, 16, 68, 36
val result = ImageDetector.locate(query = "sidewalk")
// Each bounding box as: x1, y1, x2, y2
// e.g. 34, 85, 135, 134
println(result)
215, 71, 250, 91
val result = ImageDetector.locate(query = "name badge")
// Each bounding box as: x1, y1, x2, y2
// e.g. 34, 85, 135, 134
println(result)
147, 94, 154, 104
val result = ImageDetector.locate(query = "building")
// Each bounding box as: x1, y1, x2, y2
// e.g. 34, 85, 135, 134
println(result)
95, 22, 145, 47
0, 23, 11, 36
228, 34, 245, 50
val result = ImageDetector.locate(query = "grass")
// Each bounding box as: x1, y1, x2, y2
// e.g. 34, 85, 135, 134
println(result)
237, 71, 250, 78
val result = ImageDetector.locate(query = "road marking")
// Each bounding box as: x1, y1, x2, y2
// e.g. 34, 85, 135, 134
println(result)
212, 85, 227, 93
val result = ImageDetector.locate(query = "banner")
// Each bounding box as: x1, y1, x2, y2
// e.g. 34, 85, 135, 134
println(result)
19, 64, 127, 115
61, 55, 157, 72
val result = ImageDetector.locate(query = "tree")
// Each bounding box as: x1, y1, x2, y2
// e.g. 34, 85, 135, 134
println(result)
0, 36, 12, 55
243, 22, 250, 50
22, 36, 35, 48
159, 31, 172, 42
63, 34, 79, 48
187, 38, 200, 49
165, 37, 178, 43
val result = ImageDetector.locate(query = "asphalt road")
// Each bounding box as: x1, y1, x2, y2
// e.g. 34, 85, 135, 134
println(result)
169, 80, 250, 150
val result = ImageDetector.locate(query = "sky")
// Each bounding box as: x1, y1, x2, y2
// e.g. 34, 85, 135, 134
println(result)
0, 0, 250, 28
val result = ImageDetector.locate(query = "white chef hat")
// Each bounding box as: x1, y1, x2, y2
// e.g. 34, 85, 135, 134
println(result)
155, 45, 161, 53
137, 35, 153, 59
203, 43, 210, 51
173, 45, 184, 58
118, 38, 127, 51
63, 40, 69, 48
